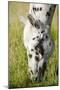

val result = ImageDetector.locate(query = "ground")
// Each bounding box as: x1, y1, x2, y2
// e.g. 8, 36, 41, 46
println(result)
8, 2, 58, 88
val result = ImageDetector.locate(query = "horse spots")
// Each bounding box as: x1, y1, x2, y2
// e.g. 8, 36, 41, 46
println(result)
41, 30, 45, 33
34, 41, 44, 56
32, 36, 39, 40
36, 36, 39, 38
31, 70, 33, 74
46, 35, 48, 39
35, 45, 38, 50
32, 37, 35, 40
40, 7, 42, 11
35, 56, 39, 62
29, 54, 32, 58
41, 38, 44, 41
33, 7, 42, 11
37, 8, 39, 11
35, 21, 40, 29
33, 7, 36, 11
46, 12, 50, 17
35, 51, 39, 55
31, 49, 34, 51
39, 47, 44, 56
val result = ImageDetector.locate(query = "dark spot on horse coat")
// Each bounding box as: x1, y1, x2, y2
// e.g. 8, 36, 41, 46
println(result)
38, 39, 43, 43
31, 49, 34, 51
29, 54, 32, 58
46, 12, 50, 16
31, 70, 33, 74
28, 14, 35, 26
35, 20, 40, 29
35, 39, 44, 56
41, 30, 45, 33
35, 45, 38, 50
32, 37, 35, 40
35, 56, 39, 62
33, 7, 36, 11
37, 8, 39, 11
35, 51, 39, 55
36, 36, 39, 38
38, 43, 44, 56
40, 7, 42, 11
46, 35, 48, 39
39, 47, 44, 56
41, 38, 44, 41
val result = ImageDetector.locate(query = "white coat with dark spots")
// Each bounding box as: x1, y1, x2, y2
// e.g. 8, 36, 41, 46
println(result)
20, 3, 56, 81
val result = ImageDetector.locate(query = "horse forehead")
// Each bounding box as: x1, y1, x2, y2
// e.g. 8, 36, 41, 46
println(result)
32, 4, 51, 9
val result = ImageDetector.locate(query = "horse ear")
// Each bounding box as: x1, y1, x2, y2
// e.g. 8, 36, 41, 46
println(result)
28, 14, 35, 26
18, 16, 27, 25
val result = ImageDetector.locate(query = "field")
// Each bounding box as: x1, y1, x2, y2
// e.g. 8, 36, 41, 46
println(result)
8, 2, 58, 88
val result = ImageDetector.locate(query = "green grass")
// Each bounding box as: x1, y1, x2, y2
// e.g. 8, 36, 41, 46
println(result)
8, 2, 58, 88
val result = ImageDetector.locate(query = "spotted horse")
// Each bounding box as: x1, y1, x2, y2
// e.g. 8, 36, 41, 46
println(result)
20, 3, 56, 81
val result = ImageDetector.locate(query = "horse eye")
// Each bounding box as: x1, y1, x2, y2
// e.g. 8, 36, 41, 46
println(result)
35, 23, 40, 29
35, 20, 40, 29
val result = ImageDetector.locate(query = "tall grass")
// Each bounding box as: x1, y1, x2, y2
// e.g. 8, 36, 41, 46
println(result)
8, 2, 58, 88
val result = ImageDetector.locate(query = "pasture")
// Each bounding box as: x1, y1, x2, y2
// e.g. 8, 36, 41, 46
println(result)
8, 2, 58, 88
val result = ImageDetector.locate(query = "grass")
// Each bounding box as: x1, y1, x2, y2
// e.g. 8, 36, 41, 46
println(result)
8, 2, 58, 88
